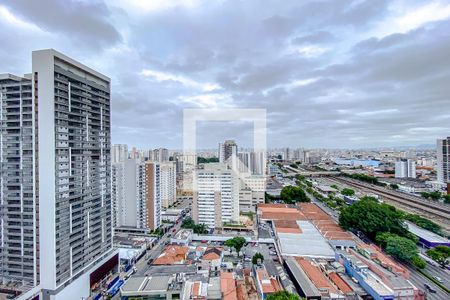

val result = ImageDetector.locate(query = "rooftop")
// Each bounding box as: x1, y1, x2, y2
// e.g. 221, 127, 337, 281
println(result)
277, 220, 335, 259
121, 275, 174, 295
405, 221, 450, 244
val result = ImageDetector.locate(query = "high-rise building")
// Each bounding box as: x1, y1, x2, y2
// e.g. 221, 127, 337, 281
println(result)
153, 148, 169, 162
112, 160, 162, 231
395, 159, 416, 179
219, 140, 237, 165
160, 162, 176, 208
192, 163, 239, 228
0, 74, 37, 287
0, 49, 118, 300
112, 144, 128, 163
32, 49, 116, 298
112, 159, 139, 228
437, 137, 450, 192
238, 151, 266, 175
143, 162, 161, 231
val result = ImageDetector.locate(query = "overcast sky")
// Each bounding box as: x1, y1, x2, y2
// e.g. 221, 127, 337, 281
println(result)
1, 0, 450, 149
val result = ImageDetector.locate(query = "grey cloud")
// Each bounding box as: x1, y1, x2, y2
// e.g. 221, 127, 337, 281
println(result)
292, 31, 335, 45
2, 0, 121, 49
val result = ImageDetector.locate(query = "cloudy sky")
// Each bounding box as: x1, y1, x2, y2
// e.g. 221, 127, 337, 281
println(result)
1, 0, 450, 149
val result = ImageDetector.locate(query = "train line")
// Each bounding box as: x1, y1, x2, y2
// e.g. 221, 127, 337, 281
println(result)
328, 176, 450, 231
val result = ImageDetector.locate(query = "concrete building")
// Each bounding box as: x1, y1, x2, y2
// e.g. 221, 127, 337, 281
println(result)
112, 144, 128, 163
1, 49, 118, 300
192, 164, 239, 228
112, 159, 139, 228
218, 140, 237, 169
153, 148, 169, 163
395, 159, 416, 179
0, 74, 37, 288
112, 160, 162, 231
437, 137, 450, 192
160, 162, 177, 208
144, 162, 162, 231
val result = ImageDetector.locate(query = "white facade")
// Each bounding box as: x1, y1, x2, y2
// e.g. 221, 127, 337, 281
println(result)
395, 159, 416, 179
160, 161, 177, 208
112, 144, 128, 163
193, 163, 239, 228
32, 49, 115, 299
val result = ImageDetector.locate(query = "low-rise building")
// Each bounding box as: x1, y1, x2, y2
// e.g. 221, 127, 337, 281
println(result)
120, 275, 184, 300
253, 264, 282, 299
153, 245, 189, 265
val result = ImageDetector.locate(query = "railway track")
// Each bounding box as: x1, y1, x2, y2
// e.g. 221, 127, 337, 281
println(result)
328, 176, 450, 231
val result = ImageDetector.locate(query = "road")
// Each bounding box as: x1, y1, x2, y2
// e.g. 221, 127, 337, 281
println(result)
404, 264, 449, 300
134, 198, 190, 276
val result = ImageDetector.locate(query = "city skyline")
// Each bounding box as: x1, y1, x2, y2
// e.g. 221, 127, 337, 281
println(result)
1, 0, 450, 148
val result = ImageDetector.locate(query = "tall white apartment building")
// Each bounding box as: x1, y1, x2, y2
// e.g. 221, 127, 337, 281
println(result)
0, 50, 119, 300
219, 140, 237, 169
395, 159, 416, 179
112, 160, 162, 231
0, 74, 37, 288
192, 163, 239, 228
112, 159, 139, 228
160, 162, 176, 208
437, 137, 450, 190
153, 148, 169, 162
112, 144, 128, 163
33, 49, 117, 299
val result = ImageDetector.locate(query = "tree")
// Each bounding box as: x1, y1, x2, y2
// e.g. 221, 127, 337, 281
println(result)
390, 183, 399, 190
280, 186, 310, 204
411, 255, 426, 269
443, 194, 450, 204
426, 246, 450, 268
405, 214, 442, 235
225, 237, 246, 256
385, 235, 419, 262
429, 191, 442, 201
330, 184, 339, 190
266, 291, 301, 300
252, 252, 264, 264
181, 217, 208, 234
341, 188, 355, 196
339, 197, 407, 240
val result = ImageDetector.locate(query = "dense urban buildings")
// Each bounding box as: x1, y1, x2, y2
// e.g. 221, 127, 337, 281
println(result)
1, 49, 117, 300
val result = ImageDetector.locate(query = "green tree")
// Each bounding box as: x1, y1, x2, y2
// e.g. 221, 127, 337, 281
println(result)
252, 252, 264, 264
429, 191, 442, 201
385, 235, 419, 262
181, 217, 208, 234
405, 214, 442, 235
339, 197, 407, 239
280, 186, 310, 204
341, 188, 355, 196
426, 246, 450, 268
444, 194, 450, 204
266, 291, 301, 300
411, 255, 426, 269
225, 237, 246, 256
390, 183, 399, 190
330, 184, 339, 190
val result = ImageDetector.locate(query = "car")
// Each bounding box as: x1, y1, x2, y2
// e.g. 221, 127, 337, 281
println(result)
424, 284, 437, 293
434, 276, 443, 283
